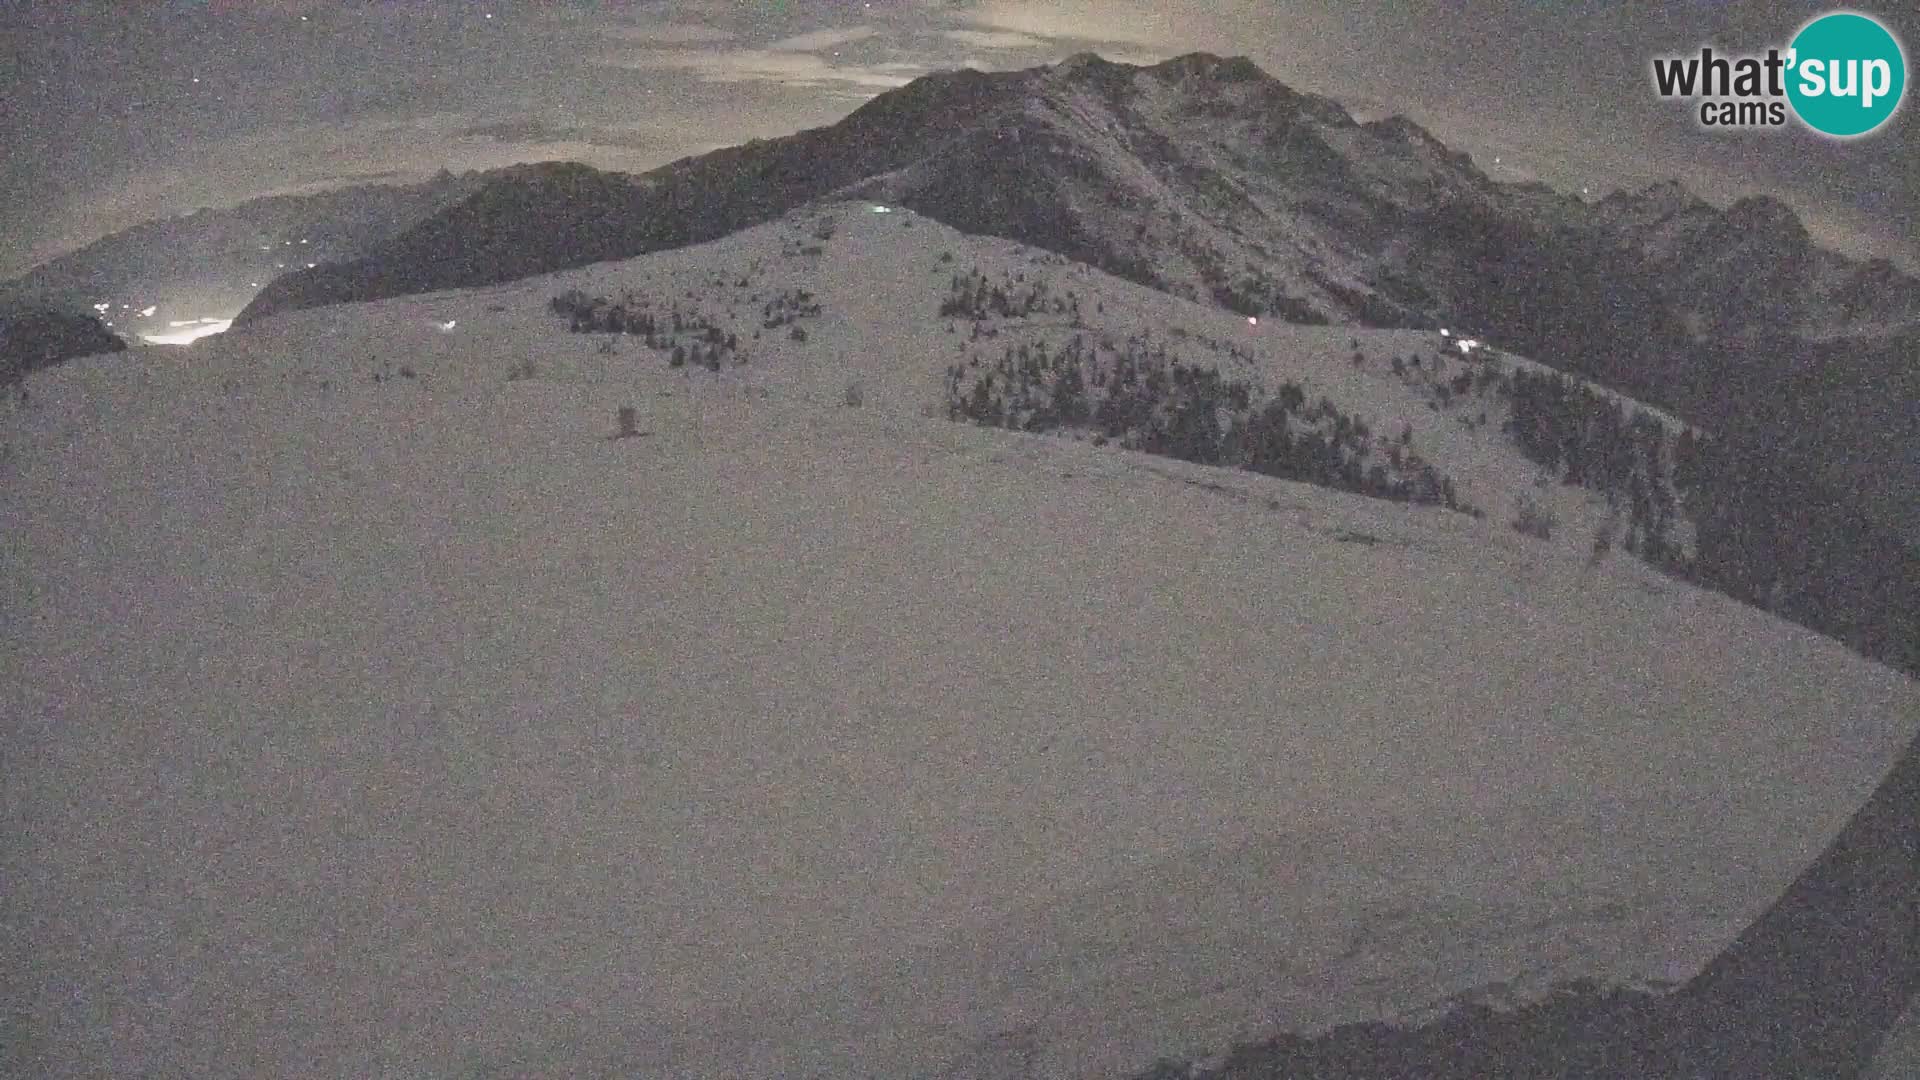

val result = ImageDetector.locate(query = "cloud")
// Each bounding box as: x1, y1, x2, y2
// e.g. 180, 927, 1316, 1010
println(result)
287, 168, 415, 186
767, 26, 881, 52
955, 0, 1181, 49
458, 118, 588, 143
455, 113, 716, 153
604, 23, 737, 45
942, 28, 1049, 50
597, 47, 924, 90
22, 105, 746, 269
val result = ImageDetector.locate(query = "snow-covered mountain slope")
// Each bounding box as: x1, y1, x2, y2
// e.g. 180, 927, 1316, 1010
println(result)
6, 202, 1917, 1079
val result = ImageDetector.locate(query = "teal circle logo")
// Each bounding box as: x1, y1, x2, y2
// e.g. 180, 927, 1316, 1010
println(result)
1786, 11, 1906, 137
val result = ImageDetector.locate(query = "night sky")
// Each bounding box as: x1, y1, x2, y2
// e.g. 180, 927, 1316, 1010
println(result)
4, 0, 1914, 278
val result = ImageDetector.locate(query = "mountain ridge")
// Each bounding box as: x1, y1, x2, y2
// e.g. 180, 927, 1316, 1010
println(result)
238, 52, 1914, 341
223, 51, 1920, 542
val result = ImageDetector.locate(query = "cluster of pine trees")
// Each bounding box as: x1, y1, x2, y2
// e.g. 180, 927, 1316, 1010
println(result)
943, 330, 1472, 514
1493, 361, 1920, 677
760, 288, 821, 329
549, 288, 741, 371
1184, 240, 1325, 324
939, 269, 1083, 323
1167, 324, 1257, 368
1677, 430, 1920, 677
1500, 367, 1683, 564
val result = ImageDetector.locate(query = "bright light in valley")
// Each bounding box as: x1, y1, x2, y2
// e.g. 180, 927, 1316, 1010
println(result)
439, 320, 458, 331
1247, 316, 1258, 326
93, 302, 110, 312
140, 306, 157, 317
141, 318, 231, 345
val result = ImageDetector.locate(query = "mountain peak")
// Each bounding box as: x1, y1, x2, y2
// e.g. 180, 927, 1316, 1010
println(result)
1363, 114, 1446, 148
1057, 51, 1113, 72
1636, 179, 1699, 210
1149, 52, 1270, 83
1724, 194, 1805, 235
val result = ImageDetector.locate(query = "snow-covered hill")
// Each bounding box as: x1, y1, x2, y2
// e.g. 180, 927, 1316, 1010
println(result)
6, 202, 1916, 1078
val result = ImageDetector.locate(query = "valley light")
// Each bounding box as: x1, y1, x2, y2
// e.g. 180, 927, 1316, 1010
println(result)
1247, 316, 1258, 326
140, 306, 157, 317
93, 302, 110, 312
141, 318, 231, 345
869, 204, 893, 213
439, 320, 457, 331
1439, 328, 1450, 337
307, 262, 317, 268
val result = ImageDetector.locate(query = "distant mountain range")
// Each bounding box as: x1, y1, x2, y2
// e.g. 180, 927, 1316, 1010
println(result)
0, 171, 485, 335
234, 53, 1920, 347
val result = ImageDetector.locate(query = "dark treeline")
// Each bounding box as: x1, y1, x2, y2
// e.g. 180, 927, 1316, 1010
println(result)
1501, 368, 1683, 566
943, 325, 1473, 514
1501, 364, 1920, 678
939, 267, 1084, 323
550, 287, 788, 371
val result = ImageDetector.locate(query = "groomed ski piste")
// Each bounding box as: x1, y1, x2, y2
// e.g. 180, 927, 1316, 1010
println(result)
6, 202, 1916, 1077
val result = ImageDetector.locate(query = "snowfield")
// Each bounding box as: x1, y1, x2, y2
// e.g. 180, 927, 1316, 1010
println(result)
5, 204, 1916, 1078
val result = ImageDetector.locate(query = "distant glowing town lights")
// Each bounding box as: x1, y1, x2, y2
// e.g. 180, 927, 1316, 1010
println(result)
141, 318, 231, 345
439, 320, 458, 331
140, 306, 157, 317
1248, 316, 1258, 326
